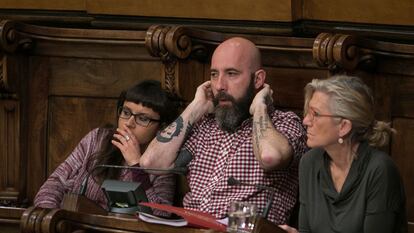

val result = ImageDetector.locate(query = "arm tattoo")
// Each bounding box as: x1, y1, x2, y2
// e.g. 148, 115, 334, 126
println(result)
156, 116, 184, 143
253, 115, 272, 150
174, 149, 193, 168
156, 116, 193, 143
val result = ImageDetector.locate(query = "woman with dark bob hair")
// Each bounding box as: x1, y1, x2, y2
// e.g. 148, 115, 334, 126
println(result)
280, 75, 407, 233
34, 80, 180, 216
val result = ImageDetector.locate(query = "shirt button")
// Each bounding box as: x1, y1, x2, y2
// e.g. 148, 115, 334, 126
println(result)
203, 198, 208, 203
213, 176, 218, 182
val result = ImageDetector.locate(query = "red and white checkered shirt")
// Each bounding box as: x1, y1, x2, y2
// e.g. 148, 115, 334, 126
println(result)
182, 108, 307, 224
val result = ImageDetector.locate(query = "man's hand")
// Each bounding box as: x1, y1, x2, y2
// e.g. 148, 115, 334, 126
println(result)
189, 81, 215, 119
249, 83, 273, 115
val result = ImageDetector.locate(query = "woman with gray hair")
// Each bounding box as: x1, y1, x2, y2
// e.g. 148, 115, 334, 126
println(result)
280, 75, 407, 233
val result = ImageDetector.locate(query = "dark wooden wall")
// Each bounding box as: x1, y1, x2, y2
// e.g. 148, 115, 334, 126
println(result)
0, 17, 413, 233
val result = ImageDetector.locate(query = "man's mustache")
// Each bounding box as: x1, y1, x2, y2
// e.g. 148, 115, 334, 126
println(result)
213, 91, 235, 105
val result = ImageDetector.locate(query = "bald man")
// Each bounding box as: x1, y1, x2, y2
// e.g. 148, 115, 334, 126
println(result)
141, 37, 307, 225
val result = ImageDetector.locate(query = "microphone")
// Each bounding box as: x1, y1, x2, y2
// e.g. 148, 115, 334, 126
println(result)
227, 176, 275, 219
78, 164, 187, 196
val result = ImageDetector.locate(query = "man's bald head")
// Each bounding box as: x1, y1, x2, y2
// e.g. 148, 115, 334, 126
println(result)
212, 37, 262, 72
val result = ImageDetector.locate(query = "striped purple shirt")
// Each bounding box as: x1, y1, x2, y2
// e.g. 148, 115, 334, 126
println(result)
34, 128, 175, 216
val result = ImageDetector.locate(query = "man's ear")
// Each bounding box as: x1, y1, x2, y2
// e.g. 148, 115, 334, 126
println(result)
254, 69, 266, 89
339, 119, 352, 138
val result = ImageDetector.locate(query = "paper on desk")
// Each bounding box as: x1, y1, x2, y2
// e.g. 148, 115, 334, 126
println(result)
138, 212, 188, 227
138, 202, 227, 232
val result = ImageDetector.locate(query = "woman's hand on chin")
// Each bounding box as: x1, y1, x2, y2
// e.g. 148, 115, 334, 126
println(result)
112, 128, 141, 165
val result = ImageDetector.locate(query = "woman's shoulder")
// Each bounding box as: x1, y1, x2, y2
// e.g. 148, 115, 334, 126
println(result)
365, 146, 401, 177
77, 127, 113, 150
303, 147, 325, 161
92, 126, 115, 138
300, 147, 325, 169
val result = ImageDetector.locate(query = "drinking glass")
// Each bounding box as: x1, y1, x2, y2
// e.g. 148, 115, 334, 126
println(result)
226, 202, 257, 233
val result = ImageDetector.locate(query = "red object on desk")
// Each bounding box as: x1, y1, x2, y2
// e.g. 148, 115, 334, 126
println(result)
139, 202, 227, 232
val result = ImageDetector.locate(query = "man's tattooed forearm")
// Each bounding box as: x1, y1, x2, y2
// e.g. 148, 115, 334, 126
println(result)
253, 115, 272, 147
156, 116, 184, 143
253, 119, 261, 152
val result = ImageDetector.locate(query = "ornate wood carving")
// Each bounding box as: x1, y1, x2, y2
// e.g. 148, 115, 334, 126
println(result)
20, 207, 48, 233
145, 25, 218, 61
146, 25, 187, 95
145, 25, 210, 95
312, 32, 414, 74
0, 20, 33, 53
0, 20, 33, 97
312, 33, 380, 74
313, 33, 362, 73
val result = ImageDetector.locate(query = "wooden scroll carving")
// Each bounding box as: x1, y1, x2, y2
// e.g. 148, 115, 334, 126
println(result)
0, 20, 33, 53
145, 25, 209, 96
312, 33, 376, 73
20, 207, 54, 233
146, 25, 187, 95
0, 20, 33, 96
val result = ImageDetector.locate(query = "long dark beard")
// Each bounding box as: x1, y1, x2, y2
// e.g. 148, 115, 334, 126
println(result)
214, 80, 255, 133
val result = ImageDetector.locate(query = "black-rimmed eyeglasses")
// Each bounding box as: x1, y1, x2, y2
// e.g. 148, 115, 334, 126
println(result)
117, 107, 160, 127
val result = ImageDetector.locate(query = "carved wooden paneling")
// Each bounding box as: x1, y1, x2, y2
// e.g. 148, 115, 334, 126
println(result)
0, 207, 25, 233
0, 100, 20, 203
87, 0, 297, 22
0, 20, 31, 205
371, 74, 393, 122
392, 118, 414, 224
26, 57, 49, 202
177, 60, 207, 104
304, 0, 414, 26
48, 58, 162, 97
1, 0, 414, 28
265, 68, 328, 110
392, 75, 414, 118
48, 97, 117, 173
0, 0, 84, 11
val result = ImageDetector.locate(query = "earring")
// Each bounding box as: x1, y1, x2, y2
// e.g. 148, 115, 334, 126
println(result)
338, 138, 344, 144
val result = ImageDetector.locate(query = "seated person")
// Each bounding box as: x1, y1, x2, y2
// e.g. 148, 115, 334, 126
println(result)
140, 37, 308, 224
34, 80, 180, 215
279, 75, 407, 232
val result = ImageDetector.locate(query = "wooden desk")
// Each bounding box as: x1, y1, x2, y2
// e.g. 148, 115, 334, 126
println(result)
20, 207, 221, 233
20, 206, 285, 233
